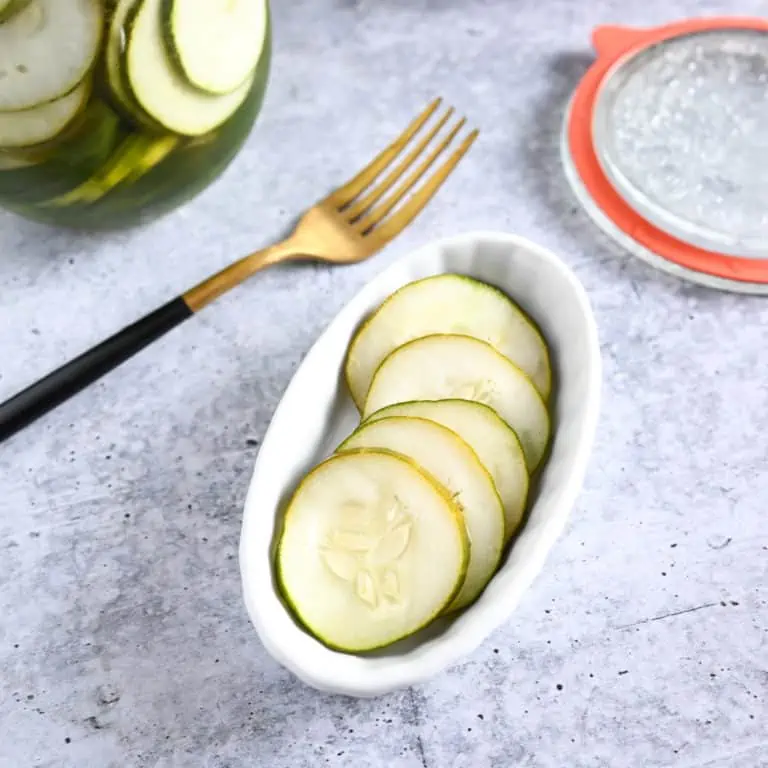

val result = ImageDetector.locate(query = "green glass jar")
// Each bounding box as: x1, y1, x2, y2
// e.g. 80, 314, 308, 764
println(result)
0, 0, 271, 230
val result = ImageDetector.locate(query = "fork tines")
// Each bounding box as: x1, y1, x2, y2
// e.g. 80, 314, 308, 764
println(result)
327, 98, 478, 241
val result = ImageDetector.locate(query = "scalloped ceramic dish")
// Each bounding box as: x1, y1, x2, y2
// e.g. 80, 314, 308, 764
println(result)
239, 231, 601, 697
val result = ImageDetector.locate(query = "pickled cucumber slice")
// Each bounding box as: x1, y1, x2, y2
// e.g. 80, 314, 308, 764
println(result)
0, 98, 121, 195
276, 449, 469, 652
0, 0, 103, 111
338, 416, 505, 611
125, 0, 253, 136
363, 334, 551, 471
0, 78, 90, 149
106, 0, 162, 130
164, 0, 267, 95
0, 0, 32, 23
45, 133, 179, 206
365, 400, 529, 543
0, 151, 35, 169
56, 99, 123, 166
345, 274, 552, 409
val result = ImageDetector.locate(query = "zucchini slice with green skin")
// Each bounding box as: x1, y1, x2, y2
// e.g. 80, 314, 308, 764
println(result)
0, 0, 32, 23
105, 0, 162, 130
0, 150, 35, 169
345, 274, 553, 409
338, 416, 505, 612
0, 78, 90, 149
363, 334, 551, 472
125, 0, 253, 136
277, 448, 469, 652
365, 399, 529, 544
0, 95, 116, 160
45, 133, 179, 206
0, 100, 122, 203
163, 0, 267, 95
0, 0, 103, 111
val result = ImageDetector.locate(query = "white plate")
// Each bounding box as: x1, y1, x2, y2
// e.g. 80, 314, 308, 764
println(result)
239, 231, 602, 697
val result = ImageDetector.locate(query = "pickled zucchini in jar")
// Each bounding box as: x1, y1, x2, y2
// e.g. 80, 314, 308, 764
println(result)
0, 0, 271, 229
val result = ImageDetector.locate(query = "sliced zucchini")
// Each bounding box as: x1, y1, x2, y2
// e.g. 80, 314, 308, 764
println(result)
0, 0, 103, 111
365, 399, 529, 544
363, 334, 551, 472
125, 0, 253, 136
163, 0, 267, 95
2, 97, 121, 174
0, 0, 32, 23
0, 150, 35, 169
276, 448, 469, 652
45, 133, 179, 206
0, 78, 90, 149
345, 274, 552, 409
55, 99, 123, 167
338, 416, 505, 611
105, 0, 161, 130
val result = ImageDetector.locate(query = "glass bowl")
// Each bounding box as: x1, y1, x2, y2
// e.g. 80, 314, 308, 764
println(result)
0, 0, 271, 230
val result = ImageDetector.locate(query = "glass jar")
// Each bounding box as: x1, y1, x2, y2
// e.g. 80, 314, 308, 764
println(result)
0, 0, 271, 230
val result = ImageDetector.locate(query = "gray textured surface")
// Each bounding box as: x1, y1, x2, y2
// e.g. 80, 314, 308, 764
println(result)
0, 1, 767, 766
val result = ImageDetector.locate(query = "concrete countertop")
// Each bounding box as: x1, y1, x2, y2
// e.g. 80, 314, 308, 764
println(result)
1, 1, 766, 766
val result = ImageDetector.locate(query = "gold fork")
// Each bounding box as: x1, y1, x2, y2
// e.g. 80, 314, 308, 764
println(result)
0, 99, 478, 443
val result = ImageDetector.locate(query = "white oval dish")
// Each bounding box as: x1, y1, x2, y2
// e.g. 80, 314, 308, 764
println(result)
239, 231, 602, 697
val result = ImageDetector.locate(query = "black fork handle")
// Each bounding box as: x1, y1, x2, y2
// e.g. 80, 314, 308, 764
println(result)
0, 297, 192, 443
